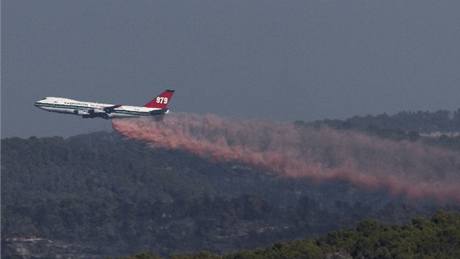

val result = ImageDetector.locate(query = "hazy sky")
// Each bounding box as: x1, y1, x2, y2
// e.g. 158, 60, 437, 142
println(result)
2, 0, 460, 137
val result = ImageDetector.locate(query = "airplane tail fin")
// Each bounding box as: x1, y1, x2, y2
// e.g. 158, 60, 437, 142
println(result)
144, 89, 175, 109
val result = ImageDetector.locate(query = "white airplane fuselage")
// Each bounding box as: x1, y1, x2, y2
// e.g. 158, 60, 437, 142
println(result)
34, 97, 168, 119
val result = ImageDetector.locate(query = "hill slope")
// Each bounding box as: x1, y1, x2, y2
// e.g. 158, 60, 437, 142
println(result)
3, 109, 460, 257
125, 211, 460, 259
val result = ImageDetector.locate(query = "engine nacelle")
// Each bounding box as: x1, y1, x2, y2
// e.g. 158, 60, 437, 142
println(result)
76, 109, 110, 119
75, 110, 90, 115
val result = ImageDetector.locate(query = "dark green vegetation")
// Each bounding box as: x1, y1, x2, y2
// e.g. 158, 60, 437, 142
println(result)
124, 211, 460, 259
2, 109, 460, 258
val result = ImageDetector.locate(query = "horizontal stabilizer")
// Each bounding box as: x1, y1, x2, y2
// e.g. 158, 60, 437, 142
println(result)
150, 109, 169, 115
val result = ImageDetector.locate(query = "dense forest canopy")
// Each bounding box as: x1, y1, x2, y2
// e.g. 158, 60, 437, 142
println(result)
123, 211, 460, 259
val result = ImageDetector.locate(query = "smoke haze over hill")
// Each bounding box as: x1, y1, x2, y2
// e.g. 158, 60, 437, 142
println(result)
113, 113, 460, 203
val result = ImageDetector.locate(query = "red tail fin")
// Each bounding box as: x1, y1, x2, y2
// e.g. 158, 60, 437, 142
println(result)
144, 89, 175, 109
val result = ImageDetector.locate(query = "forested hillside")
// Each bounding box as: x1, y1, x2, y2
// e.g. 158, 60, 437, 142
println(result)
307, 109, 460, 133
300, 109, 460, 150
2, 109, 460, 258
124, 211, 460, 259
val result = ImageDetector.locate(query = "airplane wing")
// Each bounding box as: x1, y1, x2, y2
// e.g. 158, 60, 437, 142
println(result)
150, 108, 169, 115
82, 109, 110, 119
103, 105, 122, 113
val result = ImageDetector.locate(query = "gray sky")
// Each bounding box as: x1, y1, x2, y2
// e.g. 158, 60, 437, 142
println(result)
2, 0, 460, 137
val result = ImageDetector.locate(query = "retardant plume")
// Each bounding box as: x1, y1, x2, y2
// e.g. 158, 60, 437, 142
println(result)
112, 113, 460, 203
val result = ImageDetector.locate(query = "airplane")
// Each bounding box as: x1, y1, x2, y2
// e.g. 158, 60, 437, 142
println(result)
34, 89, 175, 119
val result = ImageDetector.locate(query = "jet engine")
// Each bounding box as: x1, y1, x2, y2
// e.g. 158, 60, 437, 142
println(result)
75, 110, 90, 115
